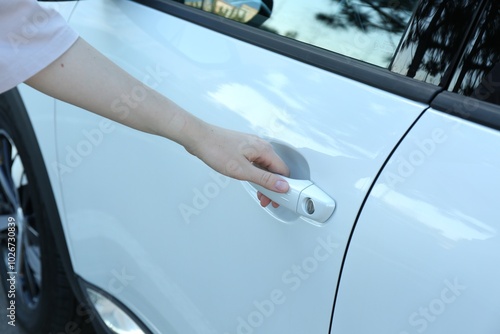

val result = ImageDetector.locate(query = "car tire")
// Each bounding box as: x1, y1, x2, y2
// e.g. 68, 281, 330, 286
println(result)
0, 89, 95, 334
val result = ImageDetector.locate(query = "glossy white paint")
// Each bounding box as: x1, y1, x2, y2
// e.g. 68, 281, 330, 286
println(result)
331, 109, 500, 333
50, 0, 428, 332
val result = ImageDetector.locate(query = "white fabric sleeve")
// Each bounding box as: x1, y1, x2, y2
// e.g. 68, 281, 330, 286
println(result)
0, 0, 79, 93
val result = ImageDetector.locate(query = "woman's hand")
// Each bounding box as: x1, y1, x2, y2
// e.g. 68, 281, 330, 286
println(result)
184, 122, 290, 207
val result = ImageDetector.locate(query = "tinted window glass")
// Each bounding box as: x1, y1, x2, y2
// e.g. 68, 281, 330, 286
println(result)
390, 0, 481, 86
448, 1, 500, 105
180, 0, 419, 68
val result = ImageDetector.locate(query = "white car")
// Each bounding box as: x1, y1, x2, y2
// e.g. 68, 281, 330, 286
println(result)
1, 0, 499, 333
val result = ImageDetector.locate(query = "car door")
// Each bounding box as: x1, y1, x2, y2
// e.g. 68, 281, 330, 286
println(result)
54, 0, 433, 332
332, 1, 500, 333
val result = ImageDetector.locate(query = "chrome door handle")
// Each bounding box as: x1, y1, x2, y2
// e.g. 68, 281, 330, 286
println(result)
250, 176, 336, 223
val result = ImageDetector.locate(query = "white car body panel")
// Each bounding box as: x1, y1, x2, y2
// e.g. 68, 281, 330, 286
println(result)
49, 0, 429, 332
331, 109, 500, 333
12, 0, 500, 333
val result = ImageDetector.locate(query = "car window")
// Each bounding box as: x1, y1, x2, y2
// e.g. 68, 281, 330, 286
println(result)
176, 0, 420, 68
447, 1, 500, 106
390, 1, 483, 86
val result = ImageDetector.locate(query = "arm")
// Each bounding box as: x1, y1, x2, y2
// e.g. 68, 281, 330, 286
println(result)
26, 38, 289, 203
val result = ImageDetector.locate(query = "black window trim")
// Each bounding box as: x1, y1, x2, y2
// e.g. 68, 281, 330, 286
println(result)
131, 0, 441, 104
431, 91, 500, 131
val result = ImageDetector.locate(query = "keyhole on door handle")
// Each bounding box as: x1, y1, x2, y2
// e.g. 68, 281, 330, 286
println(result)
245, 140, 335, 224
248, 176, 336, 224
304, 198, 315, 215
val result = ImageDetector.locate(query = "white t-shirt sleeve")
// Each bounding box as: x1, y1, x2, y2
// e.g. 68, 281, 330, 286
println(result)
0, 0, 79, 93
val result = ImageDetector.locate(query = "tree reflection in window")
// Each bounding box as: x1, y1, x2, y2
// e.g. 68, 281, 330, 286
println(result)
449, 1, 500, 105
390, 0, 481, 86
315, 0, 415, 35
313, 0, 417, 66
258, 0, 419, 67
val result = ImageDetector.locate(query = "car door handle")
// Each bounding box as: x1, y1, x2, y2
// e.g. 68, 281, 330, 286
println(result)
250, 177, 336, 223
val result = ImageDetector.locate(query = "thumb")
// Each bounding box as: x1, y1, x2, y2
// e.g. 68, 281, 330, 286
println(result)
249, 167, 289, 193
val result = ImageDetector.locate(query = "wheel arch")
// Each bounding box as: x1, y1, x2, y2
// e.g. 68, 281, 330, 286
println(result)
0, 87, 104, 331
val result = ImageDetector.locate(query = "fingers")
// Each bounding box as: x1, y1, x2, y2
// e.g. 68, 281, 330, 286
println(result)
249, 141, 289, 207
250, 141, 290, 179
192, 126, 290, 199
252, 166, 290, 208
258, 191, 281, 208
250, 167, 289, 193
244, 140, 290, 193
257, 191, 271, 207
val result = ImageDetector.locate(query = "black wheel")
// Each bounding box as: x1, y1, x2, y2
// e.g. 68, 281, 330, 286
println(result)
0, 89, 95, 333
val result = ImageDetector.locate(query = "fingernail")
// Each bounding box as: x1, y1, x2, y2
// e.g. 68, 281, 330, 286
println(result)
274, 180, 288, 192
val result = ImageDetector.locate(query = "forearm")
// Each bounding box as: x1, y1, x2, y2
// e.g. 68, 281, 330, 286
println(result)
26, 37, 289, 196
25, 37, 203, 150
